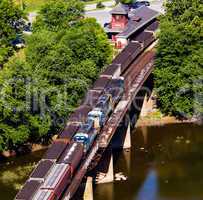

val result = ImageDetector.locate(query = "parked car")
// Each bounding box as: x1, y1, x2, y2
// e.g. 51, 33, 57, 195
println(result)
23, 23, 32, 35
11, 37, 25, 48
131, 1, 150, 9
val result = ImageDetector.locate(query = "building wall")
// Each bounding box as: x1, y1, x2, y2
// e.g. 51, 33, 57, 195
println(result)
111, 14, 128, 29
115, 37, 128, 49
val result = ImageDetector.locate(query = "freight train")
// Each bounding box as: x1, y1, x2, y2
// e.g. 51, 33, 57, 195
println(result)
15, 76, 125, 200
15, 20, 158, 200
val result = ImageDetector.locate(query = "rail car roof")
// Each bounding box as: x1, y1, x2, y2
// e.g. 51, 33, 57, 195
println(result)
33, 189, 53, 200
59, 123, 79, 139
68, 105, 92, 123
15, 180, 41, 200
92, 76, 111, 90
112, 42, 141, 64
117, 7, 159, 39
43, 140, 68, 160
82, 89, 102, 107
101, 64, 121, 77
30, 160, 54, 180
42, 164, 69, 189
131, 31, 153, 42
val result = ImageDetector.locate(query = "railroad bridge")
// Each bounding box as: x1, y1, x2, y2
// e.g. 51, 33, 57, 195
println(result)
16, 6, 160, 200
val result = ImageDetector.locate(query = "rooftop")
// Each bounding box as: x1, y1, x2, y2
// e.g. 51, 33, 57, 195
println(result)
110, 3, 129, 15
106, 5, 160, 38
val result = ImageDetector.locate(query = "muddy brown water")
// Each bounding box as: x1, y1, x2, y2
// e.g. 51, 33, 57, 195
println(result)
0, 123, 203, 200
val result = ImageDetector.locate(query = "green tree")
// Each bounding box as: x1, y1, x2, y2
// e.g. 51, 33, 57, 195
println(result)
119, 0, 134, 4
33, 0, 84, 32
0, 0, 112, 151
0, 0, 22, 66
154, 0, 203, 118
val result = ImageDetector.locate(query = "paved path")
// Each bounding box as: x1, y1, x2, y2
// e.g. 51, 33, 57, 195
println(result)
86, 8, 112, 26
85, 0, 116, 11
85, 0, 164, 26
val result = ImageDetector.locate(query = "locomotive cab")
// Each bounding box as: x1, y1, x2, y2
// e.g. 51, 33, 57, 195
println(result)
88, 94, 113, 129
88, 108, 105, 129
73, 121, 97, 152
73, 133, 89, 152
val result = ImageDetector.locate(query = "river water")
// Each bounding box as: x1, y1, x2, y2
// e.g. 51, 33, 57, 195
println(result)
0, 123, 203, 200
94, 123, 203, 200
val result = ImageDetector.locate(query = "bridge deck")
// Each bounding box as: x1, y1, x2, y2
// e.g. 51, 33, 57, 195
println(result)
62, 45, 156, 199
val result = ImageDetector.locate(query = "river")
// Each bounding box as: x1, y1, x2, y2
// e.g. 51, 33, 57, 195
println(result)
0, 123, 203, 200
94, 123, 203, 200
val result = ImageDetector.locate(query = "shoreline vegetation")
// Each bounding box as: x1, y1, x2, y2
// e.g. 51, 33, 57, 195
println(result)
1, 113, 199, 159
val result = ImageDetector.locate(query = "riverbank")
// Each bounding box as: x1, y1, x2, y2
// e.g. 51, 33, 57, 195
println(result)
1, 143, 48, 159
137, 114, 197, 127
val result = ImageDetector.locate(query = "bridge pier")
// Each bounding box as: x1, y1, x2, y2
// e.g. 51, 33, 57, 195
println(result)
96, 150, 114, 184
84, 177, 93, 200
123, 121, 131, 149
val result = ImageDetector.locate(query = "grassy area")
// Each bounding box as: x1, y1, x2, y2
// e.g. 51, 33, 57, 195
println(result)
15, 0, 51, 12
15, 0, 112, 12
84, 0, 111, 5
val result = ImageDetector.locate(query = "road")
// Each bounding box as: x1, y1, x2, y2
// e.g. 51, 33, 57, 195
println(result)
85, 0, 164, 26
85, 0, 116, 11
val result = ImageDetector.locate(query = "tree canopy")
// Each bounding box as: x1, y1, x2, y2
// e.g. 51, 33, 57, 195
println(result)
154, 0, 203, 119
34, 0, 84, 32
0, 0, 23, 66
0, 0, 112, 151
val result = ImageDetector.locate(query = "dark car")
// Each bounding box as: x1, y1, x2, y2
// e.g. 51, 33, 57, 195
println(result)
131, 1, 150, 9
11, 37, 25, 48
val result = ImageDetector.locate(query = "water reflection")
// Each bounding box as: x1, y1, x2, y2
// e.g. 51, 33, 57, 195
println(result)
136, 169, 158, 200
94, 123, 203, 200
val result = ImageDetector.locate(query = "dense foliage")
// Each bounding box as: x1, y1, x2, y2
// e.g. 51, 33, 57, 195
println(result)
0, 0, 22, 67
119, 0, 133, 4
0, 0, 112, 151
154, 0, 203, 119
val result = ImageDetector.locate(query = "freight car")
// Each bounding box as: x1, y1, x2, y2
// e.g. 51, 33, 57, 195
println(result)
83, 89, 103, 107
42, 139, 69, 161
15, 180, 42, 200
40, 164, 71, 200
59, 123, 80, 140
58, 142, 84, 173
92, 76, 111, 91
68, 105, 92, 125
112, 42, 142, 73
33, 189, 55, 200
131, 31, 155, 49
30, 160, 55, 182
101, 64, 121, 78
